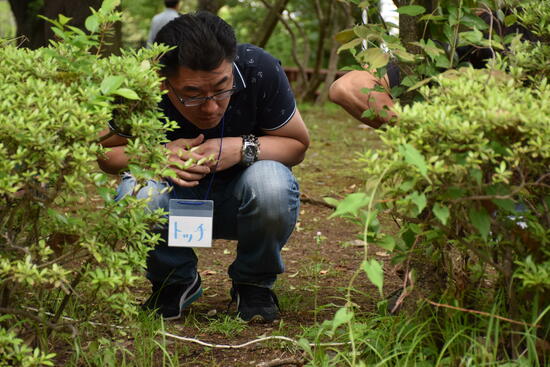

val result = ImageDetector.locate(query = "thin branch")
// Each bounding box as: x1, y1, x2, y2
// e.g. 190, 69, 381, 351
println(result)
257, 358, 305, 367
161, 331, 349, 349
390, 235, 420, 313
258, 0, 308, 86
424, 298, 541, 328
0, 307, 77, 336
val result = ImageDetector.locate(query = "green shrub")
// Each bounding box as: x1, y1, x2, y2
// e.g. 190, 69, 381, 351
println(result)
325, 0, 549, 364
0, 2, 176, 364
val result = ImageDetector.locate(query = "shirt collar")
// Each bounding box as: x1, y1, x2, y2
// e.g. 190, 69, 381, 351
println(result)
232, 62, 246, 92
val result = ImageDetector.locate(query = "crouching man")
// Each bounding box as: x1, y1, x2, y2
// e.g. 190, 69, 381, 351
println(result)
98, 11, 309, 322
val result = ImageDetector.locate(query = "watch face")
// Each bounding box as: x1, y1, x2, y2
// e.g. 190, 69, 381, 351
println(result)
242, 141, 258, 165
244, 143, 257, 159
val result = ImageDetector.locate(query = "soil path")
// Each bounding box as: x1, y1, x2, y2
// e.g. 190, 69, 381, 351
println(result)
147, 107, 403, 366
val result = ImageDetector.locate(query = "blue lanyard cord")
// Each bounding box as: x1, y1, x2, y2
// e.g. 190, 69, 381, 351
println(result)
203, 116, 225, 200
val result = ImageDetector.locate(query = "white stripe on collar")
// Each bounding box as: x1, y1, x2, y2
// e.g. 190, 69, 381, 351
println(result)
233, 62, 247, 89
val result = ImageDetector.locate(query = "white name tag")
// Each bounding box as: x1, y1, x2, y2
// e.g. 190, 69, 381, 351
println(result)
168, 199, 213, 248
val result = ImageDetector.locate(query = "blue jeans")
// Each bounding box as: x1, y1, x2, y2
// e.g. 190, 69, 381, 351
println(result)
116, 160, 300, 288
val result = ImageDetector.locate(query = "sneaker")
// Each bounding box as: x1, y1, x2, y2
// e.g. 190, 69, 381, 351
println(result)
142, 273, 202, 320
230, 283, 280, 322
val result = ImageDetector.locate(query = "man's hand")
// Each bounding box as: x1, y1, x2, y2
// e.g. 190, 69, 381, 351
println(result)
195, 137, 242, 172
166, 134, 211, 187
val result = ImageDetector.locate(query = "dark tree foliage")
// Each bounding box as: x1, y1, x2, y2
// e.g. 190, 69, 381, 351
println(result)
197, 0, 225, 14
7, 0, 123, 51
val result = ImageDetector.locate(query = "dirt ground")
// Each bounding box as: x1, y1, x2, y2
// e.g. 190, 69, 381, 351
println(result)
137, 106, 404, 366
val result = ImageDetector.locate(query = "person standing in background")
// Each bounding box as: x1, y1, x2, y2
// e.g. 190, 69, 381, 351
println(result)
147, 0, 180, 46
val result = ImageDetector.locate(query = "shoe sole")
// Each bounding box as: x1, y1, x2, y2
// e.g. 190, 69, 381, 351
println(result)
163, 287, 203, 321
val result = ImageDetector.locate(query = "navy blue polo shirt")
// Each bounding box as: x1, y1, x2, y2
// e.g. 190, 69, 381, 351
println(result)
110, 44, 296, 182
162, 43, 296, 141
160, 43, 296, 181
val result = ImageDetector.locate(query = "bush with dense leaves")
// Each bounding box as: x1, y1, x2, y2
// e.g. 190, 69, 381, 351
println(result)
0, 2, 176, 364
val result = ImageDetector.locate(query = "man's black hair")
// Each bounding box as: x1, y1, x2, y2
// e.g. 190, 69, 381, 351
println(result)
164, 0, 179, 8
155, 11, 237, 75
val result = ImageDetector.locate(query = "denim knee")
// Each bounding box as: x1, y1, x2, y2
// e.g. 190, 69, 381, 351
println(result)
114, 173, 170, 212
238, 160, 300, 227
135, 180, 171, 212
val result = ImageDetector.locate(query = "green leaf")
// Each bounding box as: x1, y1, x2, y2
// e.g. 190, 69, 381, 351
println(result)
419, 14, 446, 22
112, 88, 140, 100
396, 5, 426, 17
359, 48, 390, 69
100, 0, 120, 13
329, 192, 371, 218
406, 76, 433, 92
401, 228, 416, 248
362, 259, 384, 296
334, 28, 356, 43
85, 14, 100, 33
399, 180, 415, 192
323, 197, 340, 207
432, 203, 450, 225
297, 338, 312, 355
58, 14, 71, 26
337, 38, 363, 54
376, 235, 395, 251
504, 14, 517, 27
100, 75, 124, 95
435, 54, 451, 68
471, 168, 482, 186
460, 14, 489, 30
492, 198, 515, 212
331, 307, 354, 333
409, 191, 427, 214
97, 187, 114, 202
443, 187, 466, 200
399, 144, 429, 179
47, 209, 68, 225
354, 25, 383, 41
460, 29, 484, 45
393, 49, 416, 63
468, 207, 491, 241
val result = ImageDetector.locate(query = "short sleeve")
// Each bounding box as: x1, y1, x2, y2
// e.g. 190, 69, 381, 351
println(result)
253, 50, 296, 131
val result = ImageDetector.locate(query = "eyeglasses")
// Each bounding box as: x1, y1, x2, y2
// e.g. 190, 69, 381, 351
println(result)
166, 80, 237, 107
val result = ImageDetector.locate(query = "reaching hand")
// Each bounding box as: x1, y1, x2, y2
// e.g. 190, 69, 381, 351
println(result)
165, 134, 211, 187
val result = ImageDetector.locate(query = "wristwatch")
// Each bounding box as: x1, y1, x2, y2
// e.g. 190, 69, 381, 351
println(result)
240, 134, 260, 167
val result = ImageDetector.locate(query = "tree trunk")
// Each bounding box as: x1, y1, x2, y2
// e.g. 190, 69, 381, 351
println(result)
9, 0, 121, 54
43, 0, 102, 41
197, 0, 225, 14
393, 0, 437, 53
9, 0, 47, 49
301, 0, 334, 101
254, 0, 290, 48
315, 1, 352, 105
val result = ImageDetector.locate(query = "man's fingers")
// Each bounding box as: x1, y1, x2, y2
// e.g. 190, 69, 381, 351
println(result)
168, 176, 200, 187
171, 167, 208, 181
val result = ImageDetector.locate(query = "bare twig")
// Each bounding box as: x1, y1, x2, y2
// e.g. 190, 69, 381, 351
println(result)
162, 331, 349, 349
390, 235, 420, 314
257, 357, 305, 367
0, 307, 77, 337
424, 298, 541, 328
